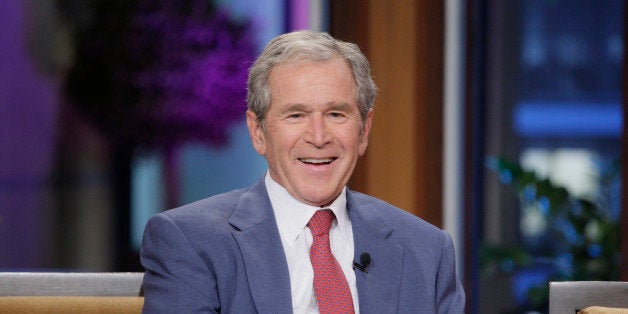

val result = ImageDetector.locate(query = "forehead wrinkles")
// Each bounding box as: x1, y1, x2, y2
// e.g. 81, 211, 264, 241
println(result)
267, 58, 358, 116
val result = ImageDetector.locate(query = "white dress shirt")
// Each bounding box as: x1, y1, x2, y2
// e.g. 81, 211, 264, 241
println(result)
265, 172, 359, 314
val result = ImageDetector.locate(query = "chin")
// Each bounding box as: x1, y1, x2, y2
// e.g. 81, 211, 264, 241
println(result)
300, 190, 339, 207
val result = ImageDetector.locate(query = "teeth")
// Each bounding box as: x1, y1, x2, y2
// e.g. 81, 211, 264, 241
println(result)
300, 158, 333, 164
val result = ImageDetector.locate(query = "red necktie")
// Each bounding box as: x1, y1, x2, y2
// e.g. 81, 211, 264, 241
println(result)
308, 209, 355, 314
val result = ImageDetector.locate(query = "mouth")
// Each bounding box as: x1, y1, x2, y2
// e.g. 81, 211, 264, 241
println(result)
298, 157, 336, 165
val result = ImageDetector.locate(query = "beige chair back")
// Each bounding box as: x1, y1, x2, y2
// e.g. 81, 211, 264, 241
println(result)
549, 281, 628, 314
0, 272, 144, 313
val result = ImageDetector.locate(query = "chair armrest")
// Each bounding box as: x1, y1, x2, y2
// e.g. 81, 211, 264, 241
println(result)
0, 296, 144, 314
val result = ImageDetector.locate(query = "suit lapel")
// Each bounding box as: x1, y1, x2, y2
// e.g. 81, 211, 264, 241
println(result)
348, 191, 404, 314
229, 179, 293, 314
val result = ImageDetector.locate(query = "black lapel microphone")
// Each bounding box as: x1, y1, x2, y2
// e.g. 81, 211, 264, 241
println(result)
352, 252, 371, 273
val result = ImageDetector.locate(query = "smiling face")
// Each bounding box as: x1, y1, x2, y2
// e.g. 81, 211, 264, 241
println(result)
247, 57, 373, 207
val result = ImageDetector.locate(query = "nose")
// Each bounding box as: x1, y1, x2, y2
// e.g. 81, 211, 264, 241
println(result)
303, 114, 331, 148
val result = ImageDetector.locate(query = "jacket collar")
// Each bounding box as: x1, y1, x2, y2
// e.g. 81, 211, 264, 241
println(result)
229, 178, 293, 313
348, 190, 404, 314
228, 179, 404, 314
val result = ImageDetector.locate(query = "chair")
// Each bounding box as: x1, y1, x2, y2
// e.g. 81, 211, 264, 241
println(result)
0, 272, 144, 313
549, 281, 628, 314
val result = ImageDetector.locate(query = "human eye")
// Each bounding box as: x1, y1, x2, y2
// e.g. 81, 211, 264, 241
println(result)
285, 112, 306, 121
329, 111, 344, 118
326, 111, 349, 123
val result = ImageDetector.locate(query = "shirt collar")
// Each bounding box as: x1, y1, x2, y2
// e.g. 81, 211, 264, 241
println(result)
265, 172, 351, 245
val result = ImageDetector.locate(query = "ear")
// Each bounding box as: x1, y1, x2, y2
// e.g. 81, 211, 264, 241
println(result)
246, 110, 266, 156
358, 109, 374, 156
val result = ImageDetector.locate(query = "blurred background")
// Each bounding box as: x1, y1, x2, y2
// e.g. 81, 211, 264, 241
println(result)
0, 0, 626, 313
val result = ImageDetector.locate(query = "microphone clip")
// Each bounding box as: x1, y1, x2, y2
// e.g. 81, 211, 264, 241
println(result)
352, 252, 371, 273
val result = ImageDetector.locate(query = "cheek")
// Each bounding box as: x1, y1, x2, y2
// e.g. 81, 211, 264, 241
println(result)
342, 125, 367, 152
272, 128, 302, 148
265, 132, 296, 160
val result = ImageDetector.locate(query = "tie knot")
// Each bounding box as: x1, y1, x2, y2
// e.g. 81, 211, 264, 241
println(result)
308, 209, 335, 236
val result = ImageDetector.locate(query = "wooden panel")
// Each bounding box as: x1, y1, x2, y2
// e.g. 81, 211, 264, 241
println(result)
330, 0, 371, 194
367, 0, 419, 214
414, 0, 444, 226
330, 0, 444, 226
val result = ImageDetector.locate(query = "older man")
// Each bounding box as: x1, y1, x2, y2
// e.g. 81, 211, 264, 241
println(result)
141, 30, 465, 313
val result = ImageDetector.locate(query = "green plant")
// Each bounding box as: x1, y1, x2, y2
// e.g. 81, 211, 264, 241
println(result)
482, 157, 621, 308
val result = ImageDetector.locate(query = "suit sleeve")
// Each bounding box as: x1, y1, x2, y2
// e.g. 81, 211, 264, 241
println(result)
140, 213, 219, 313
435, 230, 466, 313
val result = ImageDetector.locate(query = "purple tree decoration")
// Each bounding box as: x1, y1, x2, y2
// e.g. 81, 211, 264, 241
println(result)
60, 0, 256, 208
123, 0, 255, 148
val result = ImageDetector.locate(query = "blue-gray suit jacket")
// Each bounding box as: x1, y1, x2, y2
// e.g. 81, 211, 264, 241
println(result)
141, 178, 465, 313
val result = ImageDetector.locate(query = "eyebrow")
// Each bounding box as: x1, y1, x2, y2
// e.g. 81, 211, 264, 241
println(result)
278, 102, 353, 114
279, 103, 309, 114
327, 103, 353, 112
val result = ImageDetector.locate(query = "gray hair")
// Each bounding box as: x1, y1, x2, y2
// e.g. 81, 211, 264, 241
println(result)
246, 30, 377, 128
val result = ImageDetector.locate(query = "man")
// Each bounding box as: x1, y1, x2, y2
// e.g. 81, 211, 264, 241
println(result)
141, 30, 465, 313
